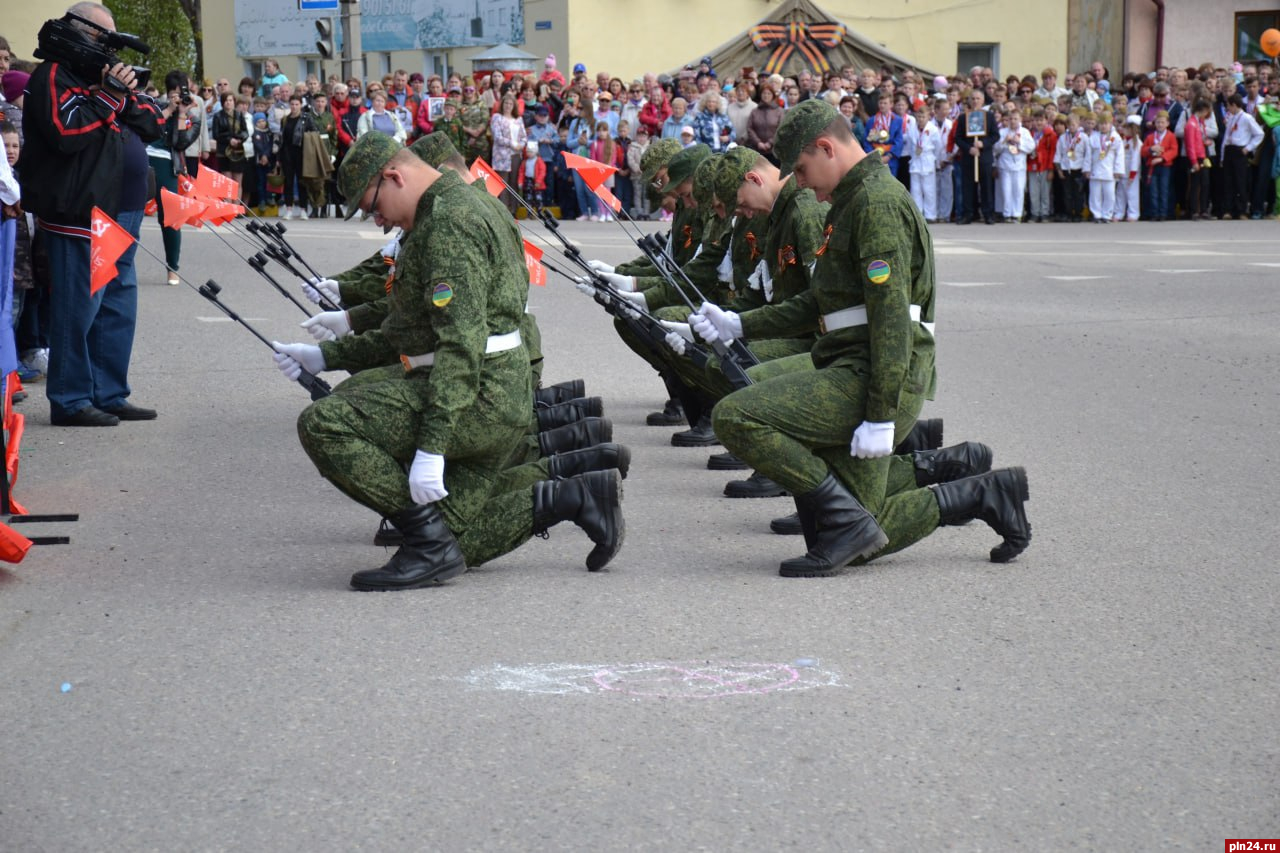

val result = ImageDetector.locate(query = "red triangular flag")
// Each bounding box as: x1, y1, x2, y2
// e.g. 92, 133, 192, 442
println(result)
522, 239, 547, 287
199, 199, 242, 226
90, 206, 135, 295
144, 198, 158, 216
160, 187, 208, 230
468, 156, 506, 197
194, 166, 240, 201
592, 184, 623, 214
176, 173, 199, 197
562, 150, 618, 191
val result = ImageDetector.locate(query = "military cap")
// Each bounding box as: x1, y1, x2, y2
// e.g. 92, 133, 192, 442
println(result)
339, 132, 403, 219
663, 143, 711, 193
774, 98, 840, 176
640, 137, 683, 185
713, 145, 761, 204
409, 131, 462, 168
691, 154, 721, 208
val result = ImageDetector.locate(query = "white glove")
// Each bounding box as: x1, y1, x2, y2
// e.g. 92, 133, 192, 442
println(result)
692, 302, 742, 344
619, 290, 647, 309
300, 311, 352, 342
380, 232, 401, 259
588, 259, 615, 275
271, 341, 326, 381
659, 320, 694, 343
408, 450, 448, 504
303, 276, 341, 306
574, 277, 598, 299
851, 421, 896, 458
600, 272, 637, 293
664, 331, 687, 356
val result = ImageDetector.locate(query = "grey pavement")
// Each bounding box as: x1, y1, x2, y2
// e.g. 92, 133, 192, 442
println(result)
1, 212, 1277, 851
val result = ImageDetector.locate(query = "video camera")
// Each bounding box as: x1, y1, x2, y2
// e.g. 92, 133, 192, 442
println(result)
34, 12, 152, 94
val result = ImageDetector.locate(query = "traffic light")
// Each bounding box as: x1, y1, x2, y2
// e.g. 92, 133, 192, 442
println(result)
315, 18, 335, 60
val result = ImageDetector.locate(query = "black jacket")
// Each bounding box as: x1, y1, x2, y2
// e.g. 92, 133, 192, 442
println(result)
18, 60, 164, 227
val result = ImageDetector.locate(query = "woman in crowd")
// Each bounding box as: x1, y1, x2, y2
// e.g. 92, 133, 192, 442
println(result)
746, 81, 783, 164
490, 92, 527, 214
356, 91, 407, 143
212, 91, 250, 198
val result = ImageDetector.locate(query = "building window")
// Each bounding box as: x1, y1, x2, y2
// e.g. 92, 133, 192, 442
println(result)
957, 43, 1000, 78
1235, 11, 1280, 62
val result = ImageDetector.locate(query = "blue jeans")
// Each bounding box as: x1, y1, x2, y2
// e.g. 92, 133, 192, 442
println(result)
573, 172, 599, 218
1149, 165, 1171, 218
43, 209, 142, 417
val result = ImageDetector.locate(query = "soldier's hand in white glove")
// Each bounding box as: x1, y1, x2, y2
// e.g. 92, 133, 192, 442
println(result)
691, 302, 742, 344
660, 320, 694, 342
302, 276, 341, 306
600, 272, 637, 292
271, 341, 326, 381
380, 232, 401, 259
619, 290, 647, 309
574, 277, 597, 299
851, 421, 896, 458
300, 311, 352, 342
588, 259, 615, 275
408, 450, 448, 504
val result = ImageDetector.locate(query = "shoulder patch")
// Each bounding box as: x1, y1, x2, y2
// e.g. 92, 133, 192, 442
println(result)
431, 282, 454, 307
867, 260, 891, 285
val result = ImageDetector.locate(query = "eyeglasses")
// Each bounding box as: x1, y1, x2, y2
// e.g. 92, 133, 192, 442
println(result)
361, 174, 385, 221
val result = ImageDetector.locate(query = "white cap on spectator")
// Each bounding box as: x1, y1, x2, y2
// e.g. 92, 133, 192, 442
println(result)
1125, 114, 1141, 126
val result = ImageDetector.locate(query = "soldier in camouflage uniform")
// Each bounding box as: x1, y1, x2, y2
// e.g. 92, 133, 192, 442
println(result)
692, 100, 1031, 576
273, 133, 623, 589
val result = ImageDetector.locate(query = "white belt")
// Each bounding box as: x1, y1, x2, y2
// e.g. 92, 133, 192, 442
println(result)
819, 304, 935, 336
400, 330, 522, 370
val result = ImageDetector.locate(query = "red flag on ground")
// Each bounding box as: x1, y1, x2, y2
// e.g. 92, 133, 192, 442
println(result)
468, 157, 506, 197
194, 166, 241, 200
592, 184, 623, 214
160, 187, 208, 230
522, 239, 547, 287
89, 206, 135, 295
562, 150, 618, 191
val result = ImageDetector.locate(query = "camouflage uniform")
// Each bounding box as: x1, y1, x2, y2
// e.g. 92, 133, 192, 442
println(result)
459, 100, 492, 165
615, 138, 692, 278
298, 139, 535, 565
712, 109, 942, 561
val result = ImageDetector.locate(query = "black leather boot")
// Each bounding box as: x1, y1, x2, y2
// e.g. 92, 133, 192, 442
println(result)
778, 475, 888, 577
724, 471, 789, 498
913, 441, 993, 486
538, 418, 613, 456
536, 397, 604, 431
373, 517, 402, 546
671, 413, 719, 447
932, 467, 1031, 563
646, 397, 685, 426
894, 418, 944, 455
350, 503, 467, 590
547, 443, 631, 480
707, 451, 750, 471
769, 511, 803, 536
532, 470, 625, 571
534, 378, 586, 407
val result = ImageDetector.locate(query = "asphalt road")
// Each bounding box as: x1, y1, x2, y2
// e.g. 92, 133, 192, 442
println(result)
1, 212, 1276, 851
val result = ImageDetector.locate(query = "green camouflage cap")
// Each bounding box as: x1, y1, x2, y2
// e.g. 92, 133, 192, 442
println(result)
640, 137, 683, 185
774, 98, 840, 176
408, 131, 462, 168
663, 143, 711, 194
714, 146, 761, 205
691, 154, 722, 208
339, 132, 403, 219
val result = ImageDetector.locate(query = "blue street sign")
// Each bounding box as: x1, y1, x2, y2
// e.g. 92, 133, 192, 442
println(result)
299, 0, 339, 10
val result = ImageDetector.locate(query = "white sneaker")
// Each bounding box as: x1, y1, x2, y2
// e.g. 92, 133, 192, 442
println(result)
279, 207, 293, 220
295, 206, 308, 220
27, 349, 49, 375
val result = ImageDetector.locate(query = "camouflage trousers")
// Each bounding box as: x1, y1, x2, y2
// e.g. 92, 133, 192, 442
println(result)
712, 361, 941, 561
296, 350, 539, 566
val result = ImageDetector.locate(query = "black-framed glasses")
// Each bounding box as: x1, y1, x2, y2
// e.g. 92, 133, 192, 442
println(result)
362, 174, 385, 221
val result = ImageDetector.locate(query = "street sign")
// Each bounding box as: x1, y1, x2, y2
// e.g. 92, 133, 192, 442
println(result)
299, 0, 339, 11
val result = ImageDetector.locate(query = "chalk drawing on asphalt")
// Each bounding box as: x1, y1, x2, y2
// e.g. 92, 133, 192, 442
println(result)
461, 661, 841, 698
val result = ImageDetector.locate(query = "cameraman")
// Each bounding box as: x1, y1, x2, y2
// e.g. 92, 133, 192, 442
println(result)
147, 70, 202, 286
19, 2, 165, 426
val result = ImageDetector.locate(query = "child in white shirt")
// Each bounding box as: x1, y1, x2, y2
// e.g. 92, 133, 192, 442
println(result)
909, 106, 944, 221
1087, 110, 1124, 222
995, 108, 1035, 222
